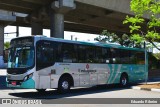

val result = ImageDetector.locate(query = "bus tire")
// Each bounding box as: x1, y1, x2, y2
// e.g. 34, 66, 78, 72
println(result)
58, 77, 71, 94
36, 89, 46, 93
120, 74, 128, 87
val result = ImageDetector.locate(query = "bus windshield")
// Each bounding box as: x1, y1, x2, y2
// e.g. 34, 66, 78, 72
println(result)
8, 46, 34, 68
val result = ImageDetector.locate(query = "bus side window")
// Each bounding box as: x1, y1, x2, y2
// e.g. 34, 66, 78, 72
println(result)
102, 48, 110, 63
130, 51, 137, 64
78, 45, 86, 63
110, 48, 116, 64
119, 49, 130, 64
61, 43, 77, 63
95, 47, 102, 63
55, 42, 62, 62
36, 41, 54, 71
86, 46, 95, 63
135, 52, 145, 64
72, 45, 78, 63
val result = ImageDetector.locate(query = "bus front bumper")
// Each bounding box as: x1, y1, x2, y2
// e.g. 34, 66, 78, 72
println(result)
7, 78, 35, 89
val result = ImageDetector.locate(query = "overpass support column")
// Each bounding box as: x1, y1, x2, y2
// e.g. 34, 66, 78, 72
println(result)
51, 0, 76, 38
0, 25, 4, 68
31, 22, 43, 35
50, 12, 64, 38
0, 10, 16, 68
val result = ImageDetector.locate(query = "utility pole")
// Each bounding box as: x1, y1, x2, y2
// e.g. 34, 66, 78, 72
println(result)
71, 35, 73, 40
16, 26, 19, 37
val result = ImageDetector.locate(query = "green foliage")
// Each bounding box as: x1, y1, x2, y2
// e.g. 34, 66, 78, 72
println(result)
95, 30, 142, 47
146, 31, 160, 41
123, 15, 145, 24
4, 42, 10, 49
131, 34, 144, 44
130, 0, 151, 15
123, 15, 144, 33
123, 0, 160, 51
94, 30, 116, 43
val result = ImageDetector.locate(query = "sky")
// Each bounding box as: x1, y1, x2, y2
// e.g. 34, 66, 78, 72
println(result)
4, 26, 159, 53
4, 26, 99, 43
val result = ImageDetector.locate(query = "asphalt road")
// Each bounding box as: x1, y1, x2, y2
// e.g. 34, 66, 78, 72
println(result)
0, 86, 160, 107
0, 85, 160, 98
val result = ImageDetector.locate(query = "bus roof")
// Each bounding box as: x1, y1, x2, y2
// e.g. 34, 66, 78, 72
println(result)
13, 35, 145, 52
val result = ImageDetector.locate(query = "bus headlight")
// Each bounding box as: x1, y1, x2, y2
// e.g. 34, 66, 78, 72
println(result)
23, 76, 28, 81
28, 73, 33, 78
23, 73, 33, 82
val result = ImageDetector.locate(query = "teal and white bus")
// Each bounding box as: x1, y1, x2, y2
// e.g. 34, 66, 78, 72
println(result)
6, 36, 147, 93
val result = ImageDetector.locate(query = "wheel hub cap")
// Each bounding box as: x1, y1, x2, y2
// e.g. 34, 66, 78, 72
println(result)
122, 78, 127, 85
62, 81, 69, 89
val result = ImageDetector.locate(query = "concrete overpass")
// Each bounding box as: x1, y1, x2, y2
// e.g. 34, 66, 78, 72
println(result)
0, 0, 135, 68
0, 0, 133, 34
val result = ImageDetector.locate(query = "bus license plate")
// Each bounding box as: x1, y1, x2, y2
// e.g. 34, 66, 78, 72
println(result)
11, 81, 16, 86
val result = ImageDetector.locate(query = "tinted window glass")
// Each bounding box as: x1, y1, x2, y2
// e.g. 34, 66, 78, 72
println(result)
36, 41, 54, 70
72, 44, 78, 63
55, 42, 62, 62
110, 48, 118, 64
86, 46, 95, 63
101, 48, 111, 63
61, 43, 78, 63
135, 52, 145, 64
78, 45, 87, 63
36, 40, 145, 65
130, 50, 137, 64
95, 47, 102, 63
119, 49, 130, 64
129, 51, 145, 64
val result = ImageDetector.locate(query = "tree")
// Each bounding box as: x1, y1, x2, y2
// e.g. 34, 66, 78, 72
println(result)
123, 0, 160, 51
94, 30, 116, 43
4, 42, 10, 49
94, 30, 141, 47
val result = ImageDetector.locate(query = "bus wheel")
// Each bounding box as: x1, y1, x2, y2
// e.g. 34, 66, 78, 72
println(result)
120, 74, 128, 87
36, 89, 46, 93
58, 77, 71, 93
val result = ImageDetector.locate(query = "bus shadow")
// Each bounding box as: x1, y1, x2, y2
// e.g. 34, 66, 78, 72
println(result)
9, 84, 132, 99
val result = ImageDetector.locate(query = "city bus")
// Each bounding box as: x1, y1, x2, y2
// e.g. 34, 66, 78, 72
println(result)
6, 36, 147, 93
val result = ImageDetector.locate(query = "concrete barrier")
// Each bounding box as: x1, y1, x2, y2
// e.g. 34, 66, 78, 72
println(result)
0, 76, 7, 89
0, 69, 7, 89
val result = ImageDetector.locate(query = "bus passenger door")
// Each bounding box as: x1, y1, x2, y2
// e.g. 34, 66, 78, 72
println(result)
39, 75, 51, 89
79, 70, 90, 87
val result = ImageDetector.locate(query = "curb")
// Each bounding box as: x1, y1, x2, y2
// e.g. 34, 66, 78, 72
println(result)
132, 86, 160, 93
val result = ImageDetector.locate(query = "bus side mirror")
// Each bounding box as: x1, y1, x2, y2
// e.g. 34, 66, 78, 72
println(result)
3, 49, 9, 63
